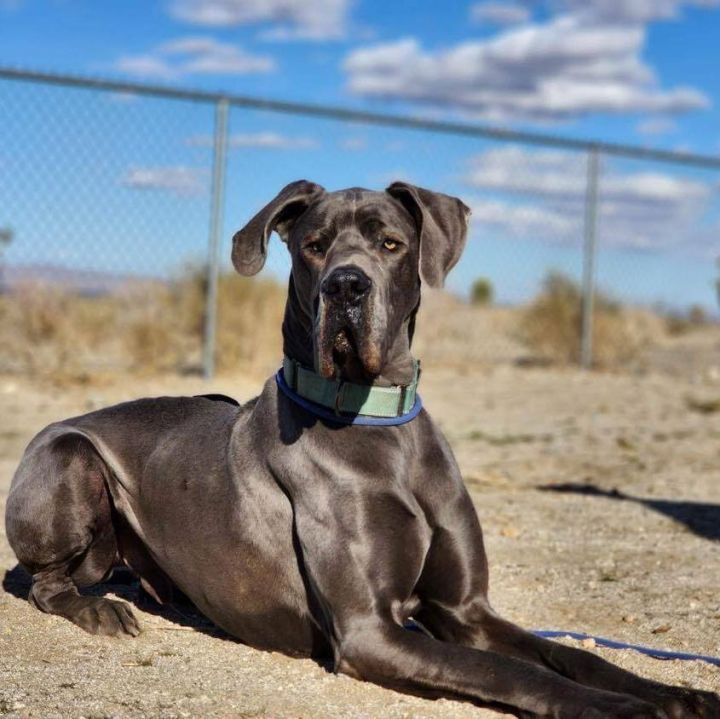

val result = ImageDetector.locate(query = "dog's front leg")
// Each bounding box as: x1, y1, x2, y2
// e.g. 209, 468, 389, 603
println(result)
287, 490, 662, 719
412, 480, 720, 719
423, 607, 720, 719
332, 618, 666, 719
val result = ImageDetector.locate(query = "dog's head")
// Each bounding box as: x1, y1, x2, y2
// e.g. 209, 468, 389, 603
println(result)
232, 181, 470, 381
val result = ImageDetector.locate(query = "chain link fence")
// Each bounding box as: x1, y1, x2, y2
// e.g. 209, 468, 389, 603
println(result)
1, 68, 719, 380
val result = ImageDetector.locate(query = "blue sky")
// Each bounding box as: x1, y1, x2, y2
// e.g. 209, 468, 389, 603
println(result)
1, 0, 719, 312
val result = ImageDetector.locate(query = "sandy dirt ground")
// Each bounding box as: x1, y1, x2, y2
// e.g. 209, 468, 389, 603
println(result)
1, 354, 720, 718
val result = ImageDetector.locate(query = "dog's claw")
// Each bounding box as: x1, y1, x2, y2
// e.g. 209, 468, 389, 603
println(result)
74, 598, 140, 638
578, 697, 668, 719
655, 688, 720, 719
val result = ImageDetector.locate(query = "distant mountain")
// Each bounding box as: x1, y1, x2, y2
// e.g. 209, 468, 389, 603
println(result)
1, 263, 159, 295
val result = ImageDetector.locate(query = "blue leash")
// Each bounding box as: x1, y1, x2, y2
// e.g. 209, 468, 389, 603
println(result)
533, 630, 720, 667
404, 623, 720, 666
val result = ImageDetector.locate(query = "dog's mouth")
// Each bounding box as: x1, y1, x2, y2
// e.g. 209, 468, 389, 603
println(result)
332, 326, 355, 356
314, 298, 382, 380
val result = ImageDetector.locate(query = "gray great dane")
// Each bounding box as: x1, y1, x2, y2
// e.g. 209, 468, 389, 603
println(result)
6, 181, 719, 718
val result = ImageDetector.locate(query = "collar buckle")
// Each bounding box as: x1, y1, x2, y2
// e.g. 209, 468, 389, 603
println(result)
334, 380, 347, 416
397, 385, 407, 416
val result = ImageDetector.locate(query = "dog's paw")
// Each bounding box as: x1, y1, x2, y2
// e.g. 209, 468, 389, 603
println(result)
74, 597, 141, 637
578, 696, 668, 719
652, 688, 720, 719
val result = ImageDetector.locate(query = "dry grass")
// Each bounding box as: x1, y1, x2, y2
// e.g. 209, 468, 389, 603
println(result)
663, 305, 711, 336
122, 269, 285, 376
0, 268, 685, 382
214, 272, 286, 374
414, 290, 526, 369
0, 269, 286, 382
0, 283, 121, 380
518, 272, 663, 369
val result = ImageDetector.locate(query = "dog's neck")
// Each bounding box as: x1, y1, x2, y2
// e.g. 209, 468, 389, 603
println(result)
281, 279, 417, 387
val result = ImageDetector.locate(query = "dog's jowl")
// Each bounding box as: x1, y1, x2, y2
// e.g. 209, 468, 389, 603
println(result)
5, 181, 719, 719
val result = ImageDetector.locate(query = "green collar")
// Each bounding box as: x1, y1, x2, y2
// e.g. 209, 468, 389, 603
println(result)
281, 356, 421, 419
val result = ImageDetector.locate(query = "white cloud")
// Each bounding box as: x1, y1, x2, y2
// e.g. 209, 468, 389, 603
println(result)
229, 132, 318, 149
169, 0, 352, 40
187, 131, 318, 149
470, 2, 530, 25
463, 145, 716, 252
343, 6, 713, 122
120, 166, 208, 196
339, 136, 368, 151
464, 146, 709, 203
557, 0, 720, 24
470, 198, 578, 238
115, 55, 177, 81
673, 142, 695, 154
384, 140, 406, 152
636, 117, 678, 136
115, 36, 274, 80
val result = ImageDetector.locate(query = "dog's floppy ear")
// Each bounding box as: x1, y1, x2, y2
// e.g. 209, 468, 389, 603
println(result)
386, 181, 471, 288
232, 180, 325, 276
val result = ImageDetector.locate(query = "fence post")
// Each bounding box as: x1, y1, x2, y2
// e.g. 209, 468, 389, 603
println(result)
203, 98, 229, 380
580, 147, 601, 370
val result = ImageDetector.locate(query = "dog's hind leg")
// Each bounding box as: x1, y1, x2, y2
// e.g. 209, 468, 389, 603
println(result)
5, 429, 140, 637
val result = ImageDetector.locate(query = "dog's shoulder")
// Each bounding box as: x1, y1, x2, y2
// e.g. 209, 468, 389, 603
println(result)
194, 393, 241, 407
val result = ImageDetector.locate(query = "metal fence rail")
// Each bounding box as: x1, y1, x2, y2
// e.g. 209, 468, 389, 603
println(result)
1, 66, 719, 377
4, 67, 720, 170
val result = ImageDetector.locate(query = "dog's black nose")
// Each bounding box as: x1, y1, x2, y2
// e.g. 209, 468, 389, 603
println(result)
321, 266, 371, 302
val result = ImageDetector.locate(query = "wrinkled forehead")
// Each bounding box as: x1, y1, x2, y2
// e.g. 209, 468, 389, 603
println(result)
294, 188, 415, 238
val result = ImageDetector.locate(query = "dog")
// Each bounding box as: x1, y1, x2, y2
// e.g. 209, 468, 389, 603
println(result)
6, 181, 719, 718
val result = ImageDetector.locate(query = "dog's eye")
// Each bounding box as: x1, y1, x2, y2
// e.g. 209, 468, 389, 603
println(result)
305, 241, 325, 256
382, 238, 399, 252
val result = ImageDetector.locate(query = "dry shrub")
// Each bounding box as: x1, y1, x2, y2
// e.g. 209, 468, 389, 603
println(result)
663, 304, 709, 336
122, 275, 206, 374
122, 267, 286, 376
0, 283, 119, 380
414, 289, 526, 369
0, 269, 286, 381
470, 277, 494, 306
519, 272, 650, 369
215, 273, 285, 374
2, 266, 673, 381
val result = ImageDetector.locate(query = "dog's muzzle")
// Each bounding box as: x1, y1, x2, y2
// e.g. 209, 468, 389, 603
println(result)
315, 265, 378, 377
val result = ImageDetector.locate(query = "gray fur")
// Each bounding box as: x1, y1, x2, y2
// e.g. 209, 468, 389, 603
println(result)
5, 182, 718, 719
